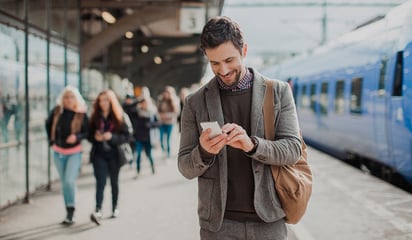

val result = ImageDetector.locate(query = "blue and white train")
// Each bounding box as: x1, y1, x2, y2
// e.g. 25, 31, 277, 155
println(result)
264, 1, 412, 187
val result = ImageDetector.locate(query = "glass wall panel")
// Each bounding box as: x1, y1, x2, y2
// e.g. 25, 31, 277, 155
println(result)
82, 68, 105, 102
28, 33, 49, 191
0, 24, 25, 207
67, 48, 79, 87
50, 41, 65, 101
0, 2, 85, 208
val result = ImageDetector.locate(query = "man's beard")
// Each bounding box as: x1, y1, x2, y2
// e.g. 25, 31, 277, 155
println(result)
217, 69, 241, 87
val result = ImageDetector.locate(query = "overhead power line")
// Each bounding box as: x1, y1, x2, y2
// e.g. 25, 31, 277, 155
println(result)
224, 1, 404, 45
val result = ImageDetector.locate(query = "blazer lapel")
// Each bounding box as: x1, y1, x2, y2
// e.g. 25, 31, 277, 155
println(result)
251, 70, 266, 137
205, 78, 228, 212
205, 78, 225, 126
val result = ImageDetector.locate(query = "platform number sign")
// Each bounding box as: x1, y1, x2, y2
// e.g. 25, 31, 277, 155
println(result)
179, 3, 206, 34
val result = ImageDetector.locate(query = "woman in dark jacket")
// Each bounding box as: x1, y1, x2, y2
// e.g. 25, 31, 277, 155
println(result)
134, 97, 158, 176
88, 89, 133, 225
45, 86, 88, 225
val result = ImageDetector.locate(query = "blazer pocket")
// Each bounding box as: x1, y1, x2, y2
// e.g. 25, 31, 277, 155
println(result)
197, 177, 215, 221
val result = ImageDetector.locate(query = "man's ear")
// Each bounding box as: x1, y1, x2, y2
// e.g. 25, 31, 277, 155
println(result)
242, 43, 248, 57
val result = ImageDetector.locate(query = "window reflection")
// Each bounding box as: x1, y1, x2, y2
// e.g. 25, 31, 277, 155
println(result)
0, 21, 82, 207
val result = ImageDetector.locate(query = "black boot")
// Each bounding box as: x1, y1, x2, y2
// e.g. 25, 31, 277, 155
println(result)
62, 207, 75, 225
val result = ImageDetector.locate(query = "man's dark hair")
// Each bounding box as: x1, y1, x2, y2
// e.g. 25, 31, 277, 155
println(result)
200, 16, 244, 55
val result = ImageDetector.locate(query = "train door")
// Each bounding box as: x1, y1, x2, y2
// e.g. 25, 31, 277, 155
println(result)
404, 43, 412, 141
403, 43, 412, 183
373, 56, 391, 164
388, 51, 412, 182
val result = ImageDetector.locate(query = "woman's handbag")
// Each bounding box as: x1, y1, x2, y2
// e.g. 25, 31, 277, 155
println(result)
117, 142, 133, 167
116, 113, 135, 166
263, 80, 312, 224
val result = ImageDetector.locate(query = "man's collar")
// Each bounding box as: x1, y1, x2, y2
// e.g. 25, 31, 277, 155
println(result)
216, 68, 253, 92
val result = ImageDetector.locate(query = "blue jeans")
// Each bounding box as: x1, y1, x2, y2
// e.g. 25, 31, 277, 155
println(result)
53, 151, 82, 207
135, 140, 154, 173
159, 124, 173, 157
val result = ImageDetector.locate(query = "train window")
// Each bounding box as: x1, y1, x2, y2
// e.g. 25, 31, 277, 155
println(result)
320, 82, 328, 115
300, 85, 309, 109
335, 80, 345, 114
392, 51, 403, 97
350, 77, 363, 114
378, 57, 388, 96
310, 83, 316, 113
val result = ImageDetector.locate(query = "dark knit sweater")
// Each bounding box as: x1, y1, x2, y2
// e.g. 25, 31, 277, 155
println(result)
220, 87, 261, 222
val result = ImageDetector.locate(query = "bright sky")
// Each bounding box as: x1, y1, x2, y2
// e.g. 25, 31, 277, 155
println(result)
222, 0, 410, 58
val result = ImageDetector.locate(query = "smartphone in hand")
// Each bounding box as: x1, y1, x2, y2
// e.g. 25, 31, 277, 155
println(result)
200, 121, 222, 139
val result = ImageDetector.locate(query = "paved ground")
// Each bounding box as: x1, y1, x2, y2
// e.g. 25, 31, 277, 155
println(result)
290, 148, 412, 240
0, 150, 199, 240
1, 136, 412, 240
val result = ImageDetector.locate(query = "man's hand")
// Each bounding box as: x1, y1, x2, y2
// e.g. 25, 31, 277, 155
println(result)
199, 128, 227, 155
221, 123, 255, 152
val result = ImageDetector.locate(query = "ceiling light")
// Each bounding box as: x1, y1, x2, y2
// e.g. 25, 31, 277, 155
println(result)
125, 31, 134, 39
154, 56, 162, 64
102, 11, 116, 24
141, 45, 149, 53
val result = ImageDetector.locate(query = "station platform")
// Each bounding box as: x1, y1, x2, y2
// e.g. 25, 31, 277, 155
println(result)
1, 135, 412, 240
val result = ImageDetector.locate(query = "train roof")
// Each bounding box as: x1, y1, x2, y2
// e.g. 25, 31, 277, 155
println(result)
322, 0, 412, 51
269, 0, 412, 79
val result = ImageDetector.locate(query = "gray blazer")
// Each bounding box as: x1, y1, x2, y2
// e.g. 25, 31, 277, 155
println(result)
178, 68, 302, 232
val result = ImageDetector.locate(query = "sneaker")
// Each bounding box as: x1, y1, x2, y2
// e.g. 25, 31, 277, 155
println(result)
111, 208, 120, 218
61, 218, 74, 225
90, 211, 102, 225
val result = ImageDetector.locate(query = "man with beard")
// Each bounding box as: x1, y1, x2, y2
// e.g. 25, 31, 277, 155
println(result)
178, 16, 302, 239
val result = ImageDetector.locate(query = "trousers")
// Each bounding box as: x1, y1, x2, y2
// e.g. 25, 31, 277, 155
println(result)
200, 218, 287, 240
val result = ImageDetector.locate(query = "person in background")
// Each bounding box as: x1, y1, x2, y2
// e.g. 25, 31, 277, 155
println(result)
178, 87, 189, 132
45, 86, 88, 225
157, 85, 179, 158
88, 89, 133, 225
1, 94, 16, 143
122, 94, 138, 117
178, 16, 302, 239
122, 94, 139, 165
134, 96, 158, 177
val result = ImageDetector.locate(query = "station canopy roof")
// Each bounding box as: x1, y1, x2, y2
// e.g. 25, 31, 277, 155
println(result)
80, 0, 224, 94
